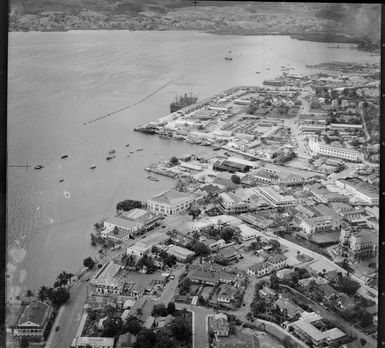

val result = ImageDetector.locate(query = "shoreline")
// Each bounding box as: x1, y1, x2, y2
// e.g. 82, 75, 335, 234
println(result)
8, 28, 379, 53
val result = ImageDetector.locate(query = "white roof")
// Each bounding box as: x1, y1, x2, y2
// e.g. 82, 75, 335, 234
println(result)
238, 224, 261, 237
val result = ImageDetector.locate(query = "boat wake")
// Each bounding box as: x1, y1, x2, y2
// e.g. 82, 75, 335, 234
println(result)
84, 78, 181, 125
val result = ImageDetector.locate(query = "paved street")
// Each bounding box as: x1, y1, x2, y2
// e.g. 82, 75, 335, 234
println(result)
176, 303, 214, 348
45, 270, 96, 348
159, 265, 185, 304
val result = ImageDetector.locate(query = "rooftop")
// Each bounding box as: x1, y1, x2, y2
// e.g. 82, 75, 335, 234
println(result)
105, 216, 143, 230
148, 189, 193, 205
16, 301, 52, 328
91, 262, 122, 288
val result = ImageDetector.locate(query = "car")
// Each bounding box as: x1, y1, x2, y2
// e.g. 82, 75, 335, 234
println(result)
170, 275, 175, 280
86, 278, 90, 282
55, 326, 60, 332
162, 226, 166, 229
97, 264, 103, 268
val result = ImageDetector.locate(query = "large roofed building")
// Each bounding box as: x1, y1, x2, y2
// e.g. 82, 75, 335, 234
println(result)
13, 301, 53, 339
336, 178, 379, 206
147, 189, 194, 215
290, 312, 346, 347
90, 262, 123, 295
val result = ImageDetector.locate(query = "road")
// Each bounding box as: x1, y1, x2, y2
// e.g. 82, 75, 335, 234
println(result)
158, 265, 185, 304
45, 270, 96, 348
176, 303, 214, 348
281, 285, 377, 347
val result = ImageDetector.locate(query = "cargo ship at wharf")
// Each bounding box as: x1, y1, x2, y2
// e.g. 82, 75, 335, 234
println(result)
145, 165, 178, 179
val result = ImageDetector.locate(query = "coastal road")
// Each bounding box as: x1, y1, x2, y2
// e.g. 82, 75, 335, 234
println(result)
45, 271, 96, 348
176, 303, 214, 348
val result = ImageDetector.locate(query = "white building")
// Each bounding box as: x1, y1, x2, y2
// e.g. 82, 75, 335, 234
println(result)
309, 137, 360, 162
126, 242, 151, 258
238, 224, 261, 241
256, 186, 297, 207
147, 189, 194, 215
90, 262, 123, 295
336, 178, 379, 205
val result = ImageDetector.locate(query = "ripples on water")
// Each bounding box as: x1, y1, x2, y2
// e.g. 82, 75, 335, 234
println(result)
7, 31, 379, 297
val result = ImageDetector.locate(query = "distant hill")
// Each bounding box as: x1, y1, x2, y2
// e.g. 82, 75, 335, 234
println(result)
8, 1, 380, 49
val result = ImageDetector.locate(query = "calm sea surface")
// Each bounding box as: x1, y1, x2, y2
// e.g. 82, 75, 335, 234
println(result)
7, 31, 378, 299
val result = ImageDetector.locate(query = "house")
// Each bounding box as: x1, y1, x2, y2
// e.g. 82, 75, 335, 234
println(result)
213, 313, 229, 337
309, 137, 360, 162
13, 301, 53, 339
274, 296, 303, 318
71, 337, 115, 348
119, 208, 162, 232
102, 216, 143, 241
116, 332, 137, 348
90, 262, 123, 295
318, 284, 337, 301
166, 245, 195, 262
267, 255, 288, 270
219, 192, 249, 214
155, 314, 174, 329
335, 178, 379, 205
147, 189, 194, 215
217, 284, 236, 304
247, 262, 273, 278
290, 312, 346, 347
218, 246, 239, 262
238, 224, 261, 241
188, 269, 218, 285
324, 270, 341, 283
218, 271, 236, 284
259, 286, 277, 300
126, 242, 152, 258
202, 238, 226, 251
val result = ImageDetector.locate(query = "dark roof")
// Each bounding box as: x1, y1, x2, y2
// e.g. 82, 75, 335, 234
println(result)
188, 269, 217, 283
16, 301, 52, 328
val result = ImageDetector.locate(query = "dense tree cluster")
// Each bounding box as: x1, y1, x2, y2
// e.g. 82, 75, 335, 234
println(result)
116, 199, 142, 213
83, 257, 96, 269
187, 240, 210, 257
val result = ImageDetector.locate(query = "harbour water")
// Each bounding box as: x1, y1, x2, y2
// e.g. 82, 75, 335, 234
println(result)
7, 30, 378, 299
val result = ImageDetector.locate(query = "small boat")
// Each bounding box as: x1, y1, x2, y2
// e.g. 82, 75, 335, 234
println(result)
125, 144, 130, 147
61, 155, 68, 159
225, 50, 232, 61
106, 156, 115, 160
147, 175, 159, 182
34, 165, 44, 170
130, 151, 134, 154
136, 148, 143, 151
266, 68, 271, 70
213, 147, 221, 151
109, 150, 116, 155
256, 71, 261, 74
90, 165, 96, 169
126, 155, 130, 158
59, 179, 64, 183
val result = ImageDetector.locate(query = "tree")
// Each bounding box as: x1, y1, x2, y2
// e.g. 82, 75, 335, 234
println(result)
103, 317, 122, 337
268, 239, 281, 253
167, 301, 176, 315
136, 328, 156, 348
170, 317, 192, 341
188, 206, 201, 220
50, 287, 70, 306
155, 331, 175, 348
126, 317, 142, 335
83, 257, 95, 269
360, 338, 367, 346
38, 286, 50, 302
20, 337, 29, 348
179, 278, 191, 295
54, 271, 74, 288
116, 199, 142, 213
231, 175, 241, 184
152, 303, 168, 317
170, 156, 179, 166
270, 272, 280, 291
25, 289, 34, 303
359, 311, 373, 328
220, 226, 234, 242
187, 240, 210, 257
122, 254, 137, 269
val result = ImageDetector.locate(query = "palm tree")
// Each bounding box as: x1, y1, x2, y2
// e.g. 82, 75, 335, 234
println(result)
25, 289, 34, 304
38, 286, 49, 302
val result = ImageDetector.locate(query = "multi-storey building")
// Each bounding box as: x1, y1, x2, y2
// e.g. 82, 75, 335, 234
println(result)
309, 137, 361, 162
13, 301, 53, 339
147, 189, 194, 215
336, 178, 379, 206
